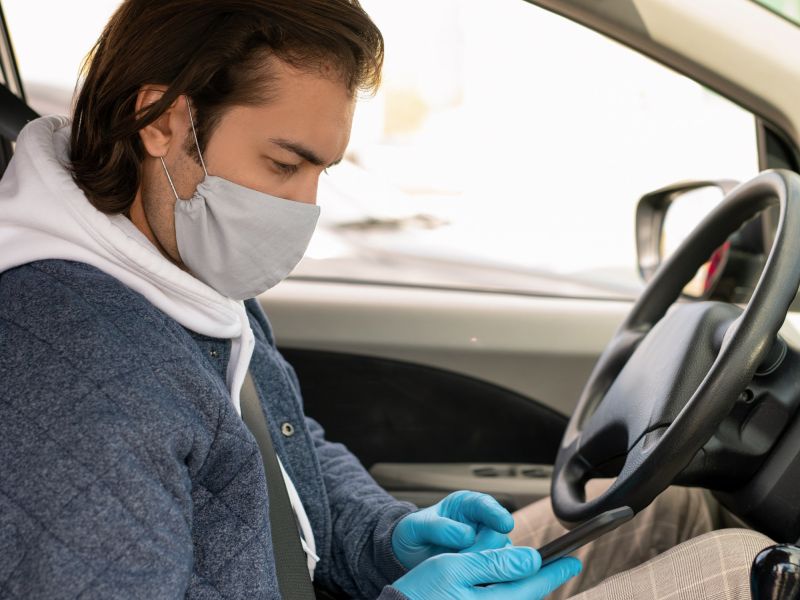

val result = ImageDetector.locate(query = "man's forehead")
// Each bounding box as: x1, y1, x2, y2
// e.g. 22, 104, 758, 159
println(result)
216, 70, 354, 162
252, 53, 352, 102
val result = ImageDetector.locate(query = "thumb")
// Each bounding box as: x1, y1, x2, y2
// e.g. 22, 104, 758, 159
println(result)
495, 556, 583, 599
458, 547, 541, 586
530, 558, 583, 597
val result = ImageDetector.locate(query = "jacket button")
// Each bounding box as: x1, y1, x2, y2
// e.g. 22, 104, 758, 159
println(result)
281, 422, 295, 437
209, 349, 220, 358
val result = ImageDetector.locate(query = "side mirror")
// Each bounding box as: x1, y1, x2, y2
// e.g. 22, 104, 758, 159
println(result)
635, 180, 739, 299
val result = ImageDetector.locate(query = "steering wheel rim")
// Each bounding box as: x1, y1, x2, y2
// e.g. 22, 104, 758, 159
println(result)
551, 169, 800, 526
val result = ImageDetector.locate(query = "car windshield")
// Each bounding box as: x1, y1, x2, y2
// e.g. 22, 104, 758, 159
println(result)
752, 0, 800, 25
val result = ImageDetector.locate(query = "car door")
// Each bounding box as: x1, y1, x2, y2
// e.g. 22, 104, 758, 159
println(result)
257, 0, 800, 510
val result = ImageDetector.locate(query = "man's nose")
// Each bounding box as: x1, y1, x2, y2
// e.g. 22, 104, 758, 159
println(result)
287, 175, 319, 206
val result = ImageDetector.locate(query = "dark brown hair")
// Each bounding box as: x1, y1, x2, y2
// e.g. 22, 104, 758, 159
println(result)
70, 0, 384, 214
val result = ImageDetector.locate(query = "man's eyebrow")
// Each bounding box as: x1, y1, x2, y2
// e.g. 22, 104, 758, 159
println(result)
269, 138, 342, 168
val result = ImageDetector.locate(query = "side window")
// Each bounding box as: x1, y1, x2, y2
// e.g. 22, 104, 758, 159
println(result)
3, 1, 120, 116
300, 0, 759, 299
5, 0, 761, 301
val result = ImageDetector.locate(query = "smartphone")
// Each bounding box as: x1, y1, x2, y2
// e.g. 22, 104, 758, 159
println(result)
538, 506, 635, 567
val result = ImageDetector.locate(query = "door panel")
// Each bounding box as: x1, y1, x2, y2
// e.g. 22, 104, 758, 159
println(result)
261, 280, 632, 416
368, 463, 553, 512
262, 280, 631, 506
281, 346, 565, 511
281, 347, 567, 468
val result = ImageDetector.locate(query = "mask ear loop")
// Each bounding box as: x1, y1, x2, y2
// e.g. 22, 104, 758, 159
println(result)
160, 156, 181, 200
159, 96, 208, 201
185, 98, 209, 177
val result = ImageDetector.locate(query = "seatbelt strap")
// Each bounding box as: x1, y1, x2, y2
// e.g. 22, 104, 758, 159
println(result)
240, 370, 316, 600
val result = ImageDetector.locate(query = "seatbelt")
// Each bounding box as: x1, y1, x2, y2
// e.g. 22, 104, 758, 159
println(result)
240, 370, 316, 600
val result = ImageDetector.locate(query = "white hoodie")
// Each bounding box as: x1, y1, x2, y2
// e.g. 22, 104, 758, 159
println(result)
0, 115, 318, 575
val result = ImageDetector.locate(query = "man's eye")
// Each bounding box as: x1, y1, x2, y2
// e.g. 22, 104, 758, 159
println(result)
272, 160, 299, 176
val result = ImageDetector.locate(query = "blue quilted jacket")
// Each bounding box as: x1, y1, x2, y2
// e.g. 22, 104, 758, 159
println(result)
0, 258, 414, 599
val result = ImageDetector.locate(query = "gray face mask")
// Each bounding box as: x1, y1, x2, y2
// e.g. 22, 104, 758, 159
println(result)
161, 101, 321, 301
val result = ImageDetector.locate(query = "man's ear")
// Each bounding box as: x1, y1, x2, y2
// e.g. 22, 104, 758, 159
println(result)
136, 85, 182, 158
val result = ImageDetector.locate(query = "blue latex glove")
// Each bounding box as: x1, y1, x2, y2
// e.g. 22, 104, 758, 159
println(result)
392, 491, 515, 569
392, 547, 582, 600
461, 525, 512, 554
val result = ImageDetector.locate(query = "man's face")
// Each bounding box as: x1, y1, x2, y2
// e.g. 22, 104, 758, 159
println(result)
134, 58, 355, 269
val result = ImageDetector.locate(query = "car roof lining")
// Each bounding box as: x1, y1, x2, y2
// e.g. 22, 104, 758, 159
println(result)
552, 0, 651, 38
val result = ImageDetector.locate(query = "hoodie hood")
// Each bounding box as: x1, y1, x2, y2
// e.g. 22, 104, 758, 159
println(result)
0, 115, 254, 414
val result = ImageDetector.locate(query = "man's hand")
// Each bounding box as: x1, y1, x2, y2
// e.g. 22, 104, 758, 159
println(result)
392, 491, 515, 570
391, 547, 582, 600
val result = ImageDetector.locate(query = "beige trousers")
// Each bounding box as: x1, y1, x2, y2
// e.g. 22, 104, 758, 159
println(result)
510, 482, 774, 599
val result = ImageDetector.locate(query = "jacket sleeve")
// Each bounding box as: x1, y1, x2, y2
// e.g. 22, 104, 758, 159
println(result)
0, 373, 195, 598
377, 586, 412, 600
306, 414, 417, 599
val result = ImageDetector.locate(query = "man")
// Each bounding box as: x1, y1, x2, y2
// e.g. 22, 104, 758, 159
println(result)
0, 1, 772, 599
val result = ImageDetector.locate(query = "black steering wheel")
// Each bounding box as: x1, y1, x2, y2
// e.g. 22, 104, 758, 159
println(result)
551, 169, 800, 526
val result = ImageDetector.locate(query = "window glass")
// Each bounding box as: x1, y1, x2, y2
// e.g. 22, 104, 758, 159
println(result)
4, 0, 760, 300
300, 0, 759, 299
3, 0, 121, 115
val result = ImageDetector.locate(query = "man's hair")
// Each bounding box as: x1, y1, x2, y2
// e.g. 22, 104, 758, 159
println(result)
69, 0, 384, 214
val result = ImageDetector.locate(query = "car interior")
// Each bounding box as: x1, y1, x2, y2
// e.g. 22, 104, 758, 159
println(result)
3, 0, 800, 597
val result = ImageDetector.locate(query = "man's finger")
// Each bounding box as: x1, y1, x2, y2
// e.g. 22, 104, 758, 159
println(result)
414, 513, 475, 549
459, 526, 511, 554
444, 492, 515, 534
